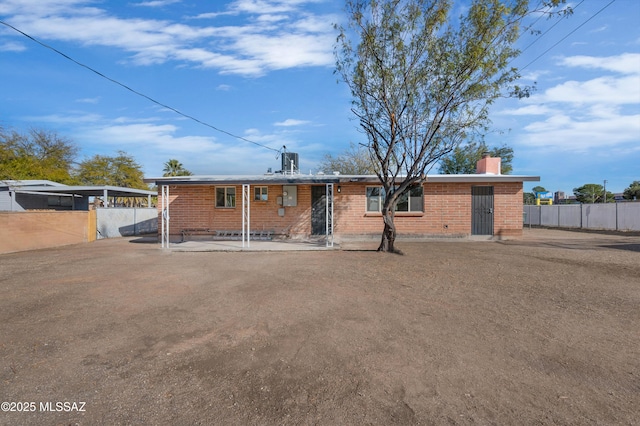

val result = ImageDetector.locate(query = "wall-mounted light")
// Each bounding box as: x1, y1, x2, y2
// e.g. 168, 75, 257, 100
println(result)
337, 186, 341, 193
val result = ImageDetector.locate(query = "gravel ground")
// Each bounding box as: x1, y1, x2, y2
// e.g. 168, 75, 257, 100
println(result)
0, 228, 639, 425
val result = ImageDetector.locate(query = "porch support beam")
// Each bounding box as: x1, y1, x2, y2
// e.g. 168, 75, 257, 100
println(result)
326, 183, 334, 247
161, 185, 170, 248
242, 184, 250, 248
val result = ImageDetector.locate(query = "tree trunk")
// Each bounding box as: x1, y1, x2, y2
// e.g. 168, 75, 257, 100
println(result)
377, 207, 399, 253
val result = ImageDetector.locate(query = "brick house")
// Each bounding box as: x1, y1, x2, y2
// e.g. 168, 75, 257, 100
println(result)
145, 155, 538, 245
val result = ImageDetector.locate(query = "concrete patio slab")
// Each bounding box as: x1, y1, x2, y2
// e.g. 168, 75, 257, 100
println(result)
167, 239, 338, 251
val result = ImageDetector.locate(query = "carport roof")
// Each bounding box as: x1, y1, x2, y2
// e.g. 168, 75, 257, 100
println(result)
3, 181, 155, 197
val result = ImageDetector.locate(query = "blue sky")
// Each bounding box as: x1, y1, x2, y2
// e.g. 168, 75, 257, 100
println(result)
0, 0, 638, 195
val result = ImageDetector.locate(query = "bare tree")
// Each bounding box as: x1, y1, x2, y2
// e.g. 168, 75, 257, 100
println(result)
335, 0, 569, 252
318, 142, 377, 175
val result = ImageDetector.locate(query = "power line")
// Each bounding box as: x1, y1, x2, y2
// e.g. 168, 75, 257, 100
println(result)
519, 0, 616, 71
0, 19, 281, 154
516, 0, 585, 60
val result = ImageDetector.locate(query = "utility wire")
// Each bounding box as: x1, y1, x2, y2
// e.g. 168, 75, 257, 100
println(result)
0, 19, 281, 154
516, 0, 585, 60
519, 0, 616, 71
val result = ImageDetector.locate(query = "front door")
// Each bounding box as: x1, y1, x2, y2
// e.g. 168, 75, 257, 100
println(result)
311, 186, 326, 235
471, 186, 494, 235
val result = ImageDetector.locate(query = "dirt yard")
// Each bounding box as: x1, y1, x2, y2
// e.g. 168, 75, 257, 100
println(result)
1, 229, 638, 425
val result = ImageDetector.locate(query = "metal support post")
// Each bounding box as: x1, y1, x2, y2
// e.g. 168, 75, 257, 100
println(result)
161, 185, 170, 248
326, 183, 334, 247
242, 184, 250, 248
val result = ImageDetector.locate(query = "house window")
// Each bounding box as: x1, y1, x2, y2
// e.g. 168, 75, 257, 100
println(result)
216, 186, 236, 208
397, 186, 424, 212
366, 186, 423, 212
366, 187, 384, 212
254, 186, 268, 201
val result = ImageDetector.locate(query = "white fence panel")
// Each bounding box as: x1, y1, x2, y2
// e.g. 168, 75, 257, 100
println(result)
558, 204, 581, 228
96, 208, 158, 239
582, 204, 617, 230
524, 205, 540, 226
524, 203, 640, 231
617, 203, 640, 231
540, 205, 558, 227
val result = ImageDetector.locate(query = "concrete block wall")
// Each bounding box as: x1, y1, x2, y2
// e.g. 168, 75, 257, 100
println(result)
159, 181, 525, 240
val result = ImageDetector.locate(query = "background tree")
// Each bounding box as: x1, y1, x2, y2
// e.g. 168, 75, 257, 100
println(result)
318, 142, 376, 174
439, 141, 513, 174
76, 151, 146, 189
623, 180, 640, 201
163, 159, 193, 177
0, 127, 78, 184
335, 0, 568, 252
573, 183, 613, 204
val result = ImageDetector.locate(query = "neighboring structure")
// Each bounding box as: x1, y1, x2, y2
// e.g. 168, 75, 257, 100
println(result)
0, 180, 155, 211
0, 180, 158, 253
145, 155, 539, 246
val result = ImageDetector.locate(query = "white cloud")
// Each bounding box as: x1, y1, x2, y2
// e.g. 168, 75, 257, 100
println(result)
559, 53, 640, 74
519, 54, 640, 107
589, 25, 608, 33
520, 114, 640, 151
500, 105, 556, 116
75, 97, 100, 104
133, 0, 181, 7
504, 53, 640, 154
273, 118, 310, 126
81, 122, 219, 153
1, 0, 335, 76
230, 0, 317, 15
24, 112, 104, 124
534, 75, 640, 105
231, 32, 333, 70
256, 14, 289, 23
0, 41, 26, 51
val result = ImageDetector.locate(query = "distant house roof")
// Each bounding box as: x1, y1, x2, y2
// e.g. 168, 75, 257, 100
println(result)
145, 173, 540, 186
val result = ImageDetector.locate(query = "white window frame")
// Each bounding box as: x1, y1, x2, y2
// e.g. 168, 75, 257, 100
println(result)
216, 186, 236, 208
365, 185, 424, 213
254, 186, 268, 201
366, 186, 385, 212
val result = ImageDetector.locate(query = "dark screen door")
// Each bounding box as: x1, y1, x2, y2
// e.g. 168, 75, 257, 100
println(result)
311, 186, 326, 235
472, 186, 494, 235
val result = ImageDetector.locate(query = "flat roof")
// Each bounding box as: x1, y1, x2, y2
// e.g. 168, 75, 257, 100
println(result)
145, 173, 540, 186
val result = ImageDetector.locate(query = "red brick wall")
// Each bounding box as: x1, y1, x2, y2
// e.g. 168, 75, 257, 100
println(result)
158, 184, 315, 238
333, 181, 523, 237
157, 181, 524, 239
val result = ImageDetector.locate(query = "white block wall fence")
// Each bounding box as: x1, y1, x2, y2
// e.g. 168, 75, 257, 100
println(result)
96, 208, 158, 239
524, 203, 640, 232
